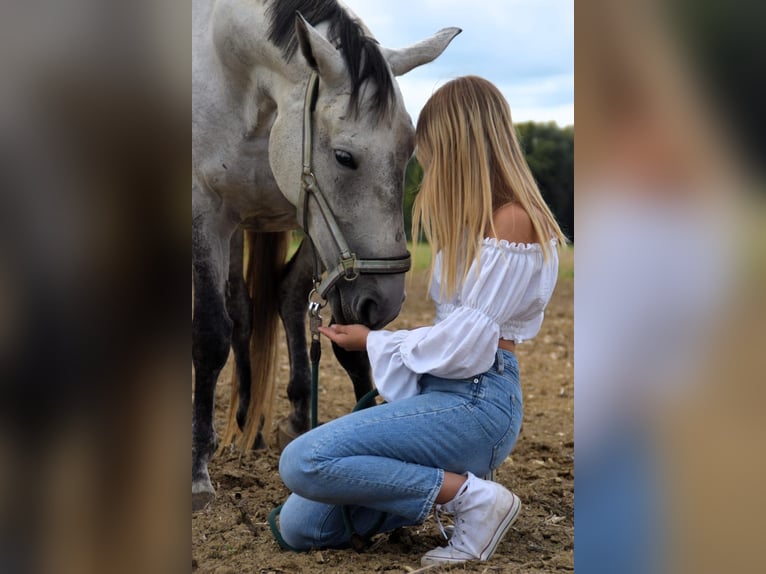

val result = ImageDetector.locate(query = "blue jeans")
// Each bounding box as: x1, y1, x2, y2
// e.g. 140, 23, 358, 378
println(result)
277, 349, 523, 550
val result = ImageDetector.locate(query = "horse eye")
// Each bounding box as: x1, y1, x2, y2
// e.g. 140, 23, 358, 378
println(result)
334, 149, 357, 170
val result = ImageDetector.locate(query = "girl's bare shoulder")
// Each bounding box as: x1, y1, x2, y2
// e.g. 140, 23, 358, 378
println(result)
490, 203, 536, 244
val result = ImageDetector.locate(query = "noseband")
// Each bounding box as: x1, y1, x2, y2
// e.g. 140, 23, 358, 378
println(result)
299, 71, 411, 307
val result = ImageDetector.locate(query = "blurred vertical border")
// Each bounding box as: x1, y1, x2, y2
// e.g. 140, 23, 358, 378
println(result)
0, 2, 189, 573
575, 0, 766, 573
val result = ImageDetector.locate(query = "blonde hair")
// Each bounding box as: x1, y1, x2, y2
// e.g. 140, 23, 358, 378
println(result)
412, 75, 567, 298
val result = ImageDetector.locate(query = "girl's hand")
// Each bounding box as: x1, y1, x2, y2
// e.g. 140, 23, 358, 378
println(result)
317, 324, 370, 352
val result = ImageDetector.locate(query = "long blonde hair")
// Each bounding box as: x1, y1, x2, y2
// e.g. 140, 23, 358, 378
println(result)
412, 75, 567, 298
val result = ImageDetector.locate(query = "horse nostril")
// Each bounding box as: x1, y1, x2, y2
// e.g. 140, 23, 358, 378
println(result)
356, 297, 381, 328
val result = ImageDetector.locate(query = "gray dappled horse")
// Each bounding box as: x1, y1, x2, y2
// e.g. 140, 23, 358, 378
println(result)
192, 0, 459, 509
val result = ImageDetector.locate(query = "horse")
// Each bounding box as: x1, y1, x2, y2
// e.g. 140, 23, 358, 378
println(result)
192, 0, 460, 510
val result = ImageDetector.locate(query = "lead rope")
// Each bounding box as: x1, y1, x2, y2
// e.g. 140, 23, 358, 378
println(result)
269, 69, 393, 552
269, 321, 387, 552
308, 299, 323, 429
271, 295, 386, 551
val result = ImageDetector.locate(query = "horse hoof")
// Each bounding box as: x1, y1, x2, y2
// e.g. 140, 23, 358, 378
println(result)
192, 490, 215, 512
252, 432, 268, 452
276, 419, 302, 451
192, 479, 215, 512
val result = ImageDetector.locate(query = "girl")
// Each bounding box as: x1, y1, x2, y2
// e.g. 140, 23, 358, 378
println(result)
278, 75, 567, 566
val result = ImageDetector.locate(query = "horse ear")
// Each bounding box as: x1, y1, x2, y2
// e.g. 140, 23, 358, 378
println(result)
295, 12, 346, 85
383, 27, 462, 77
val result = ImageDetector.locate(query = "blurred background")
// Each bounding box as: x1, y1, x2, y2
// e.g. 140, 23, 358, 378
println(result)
0, 0, 763, 573
576, 0, 765, 572
0, 1, 189, 573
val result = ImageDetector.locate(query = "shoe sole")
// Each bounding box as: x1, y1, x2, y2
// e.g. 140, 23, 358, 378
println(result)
479, 492, 522, 560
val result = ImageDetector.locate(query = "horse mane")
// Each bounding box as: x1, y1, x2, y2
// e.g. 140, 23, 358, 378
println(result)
267, 0, 395, 121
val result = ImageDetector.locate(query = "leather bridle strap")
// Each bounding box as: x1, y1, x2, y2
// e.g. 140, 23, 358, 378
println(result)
298, 71, 411, 302
298, 71, 402, 548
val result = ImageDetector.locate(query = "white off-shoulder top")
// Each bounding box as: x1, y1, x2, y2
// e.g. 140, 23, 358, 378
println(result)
366, 238, 559, 403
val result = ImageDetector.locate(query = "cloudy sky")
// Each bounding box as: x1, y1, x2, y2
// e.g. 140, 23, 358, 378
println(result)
343, 0, 574, 127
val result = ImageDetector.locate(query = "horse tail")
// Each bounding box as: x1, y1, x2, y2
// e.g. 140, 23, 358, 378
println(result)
221, 230, 289, 451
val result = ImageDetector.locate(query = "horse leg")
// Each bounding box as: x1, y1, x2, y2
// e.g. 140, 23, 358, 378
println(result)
330, 340, 373, 402
224, 231, 256, 433
192, 205, 235, 511
277, 240, 374, 446
277, 239, 314, 447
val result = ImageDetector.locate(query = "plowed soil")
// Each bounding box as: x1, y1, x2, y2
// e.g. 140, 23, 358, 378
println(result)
192, 248, 573, 573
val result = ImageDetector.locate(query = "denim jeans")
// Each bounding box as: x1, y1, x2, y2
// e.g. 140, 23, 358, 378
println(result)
277, 349, 523, 550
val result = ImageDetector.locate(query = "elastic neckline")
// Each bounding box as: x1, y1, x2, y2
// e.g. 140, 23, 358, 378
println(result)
481, 237, 557, 252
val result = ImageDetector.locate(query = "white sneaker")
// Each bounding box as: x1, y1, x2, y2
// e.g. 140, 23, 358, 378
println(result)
421, 472, 521, 566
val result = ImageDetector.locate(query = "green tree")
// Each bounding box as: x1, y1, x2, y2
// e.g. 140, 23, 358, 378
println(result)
403, 156, 423, 241
516, 122, 574, 241
402, 122, 574, 242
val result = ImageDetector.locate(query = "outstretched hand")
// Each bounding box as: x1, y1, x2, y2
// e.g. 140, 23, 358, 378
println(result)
317, 324, 370, 352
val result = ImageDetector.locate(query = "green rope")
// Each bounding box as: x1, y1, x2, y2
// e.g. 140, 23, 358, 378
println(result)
352, 388, 381, 411
268, 504, 306, 552
310, 339, 320, 429
271, 353, 389, 552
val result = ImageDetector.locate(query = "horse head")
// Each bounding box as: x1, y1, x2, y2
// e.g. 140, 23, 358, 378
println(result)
268, 12, 460, 328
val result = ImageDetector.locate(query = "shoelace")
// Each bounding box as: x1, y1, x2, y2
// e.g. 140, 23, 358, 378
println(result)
434, 504, 450, 541
433, 505, 461, 545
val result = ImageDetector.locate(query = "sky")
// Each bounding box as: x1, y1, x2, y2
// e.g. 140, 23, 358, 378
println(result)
342, 0, 574, 127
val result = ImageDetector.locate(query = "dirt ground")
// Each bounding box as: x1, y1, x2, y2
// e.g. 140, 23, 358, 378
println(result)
192, 248, 573, 573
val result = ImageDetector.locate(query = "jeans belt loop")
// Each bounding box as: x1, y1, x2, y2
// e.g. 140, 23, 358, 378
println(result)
496, 348, 504, 374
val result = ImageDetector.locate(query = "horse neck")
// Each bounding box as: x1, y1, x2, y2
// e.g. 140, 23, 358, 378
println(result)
210, 0, 315, 103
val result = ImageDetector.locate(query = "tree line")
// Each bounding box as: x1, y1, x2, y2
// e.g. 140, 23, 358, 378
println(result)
404, 121, 574, 242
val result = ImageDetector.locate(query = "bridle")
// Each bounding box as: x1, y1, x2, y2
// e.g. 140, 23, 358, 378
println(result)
299, 71, 411, 321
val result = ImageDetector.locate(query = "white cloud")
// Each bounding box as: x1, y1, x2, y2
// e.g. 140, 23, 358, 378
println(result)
397, 75, 574, 128
394, 76, 447, 122
343, 0, 573, 125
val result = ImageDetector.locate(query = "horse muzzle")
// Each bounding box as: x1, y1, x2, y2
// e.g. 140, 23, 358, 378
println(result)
334, 272, 406, 329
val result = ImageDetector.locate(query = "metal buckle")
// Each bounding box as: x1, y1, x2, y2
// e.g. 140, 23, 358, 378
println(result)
308, 289, 327, 341
301, 171, 317, 190
340, 254, 359, 281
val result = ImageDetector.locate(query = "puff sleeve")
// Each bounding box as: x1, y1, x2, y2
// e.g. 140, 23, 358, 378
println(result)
367, 241, 550, 403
